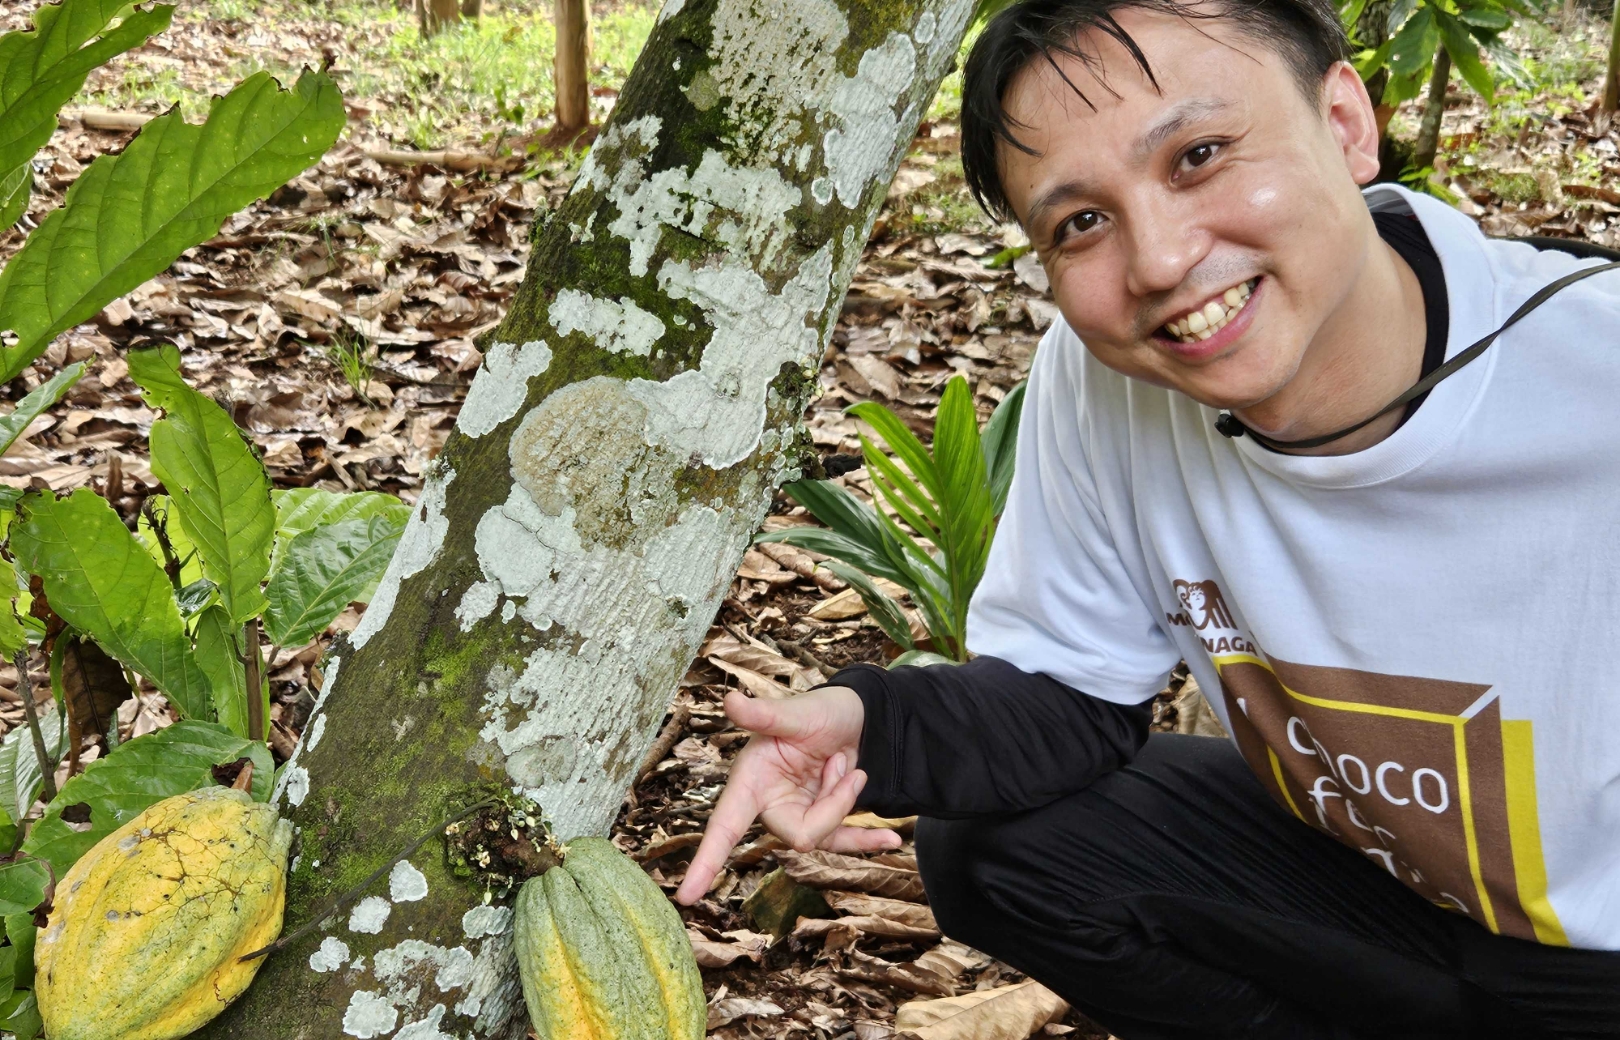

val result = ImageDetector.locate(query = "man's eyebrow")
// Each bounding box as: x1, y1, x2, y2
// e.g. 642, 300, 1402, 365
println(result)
1134, 98, 1233, 162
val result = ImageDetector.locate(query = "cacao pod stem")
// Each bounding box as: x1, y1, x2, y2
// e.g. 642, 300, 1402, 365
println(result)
239, 795, 502, 963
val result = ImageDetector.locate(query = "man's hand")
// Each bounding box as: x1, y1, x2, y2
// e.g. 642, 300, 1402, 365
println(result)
674, 685, 903, 905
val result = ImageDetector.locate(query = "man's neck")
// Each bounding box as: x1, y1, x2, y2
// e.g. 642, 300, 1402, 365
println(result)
1233, 235, 1428, 457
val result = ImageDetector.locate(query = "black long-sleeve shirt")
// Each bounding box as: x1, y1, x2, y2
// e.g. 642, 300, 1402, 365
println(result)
829, 656, 1152, 819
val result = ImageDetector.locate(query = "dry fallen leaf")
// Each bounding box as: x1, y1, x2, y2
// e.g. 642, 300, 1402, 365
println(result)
896, 980, 1069, 1040
707, 997, 785, 1030
776, 849, 927, 901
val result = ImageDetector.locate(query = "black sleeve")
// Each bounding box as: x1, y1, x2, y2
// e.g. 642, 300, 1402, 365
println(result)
830, 655, 1153, 819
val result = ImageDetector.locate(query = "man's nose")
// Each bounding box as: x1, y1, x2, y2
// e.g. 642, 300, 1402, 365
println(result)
1120, 193, 1209, 298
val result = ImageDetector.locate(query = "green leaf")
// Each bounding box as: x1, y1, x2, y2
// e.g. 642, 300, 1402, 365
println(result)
767, 481, 911, 587
1458, 6, 1511, 29
0, 166, 28, 233
755, 525, 902, 587
981, 381, 1026, 516
0, 69, 345, 382
0, 707, 65, 828
1384, 0, 1419, 36
0, 553, 30, 662
192, 605, 246, 739
0, 989, 41, 1040
1386, 7, 1437, 80
10, 489, 211, 719
263, 514, 405, 647
5, 913, 35, 992
1436, 11, 1493, 103
130, 344, 274, 626
822, 561, 916, 653
269, 488, 409, 572
22, 720, 272, 877
0, 861, 46, 918
847, 402, 942, 504
135, 494, 203, 588
0, 0, 174, 178
0, 362, 83, 460
175, 577, 217, 617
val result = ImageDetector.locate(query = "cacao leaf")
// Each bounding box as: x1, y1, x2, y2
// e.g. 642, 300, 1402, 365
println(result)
0, 362, 83, 459
0, 946, 15, 1009
0, 0, 174, 178
263, 514, 405, 647
0, 69, 344, 382
0, 708, 65, 826
130, 345, 274, 626
134, 494, 204, 588
22, 720, 273, 877
53, 632, 133, 753
0, 165, 28, 233
774, 849, 926, 901
0, 860, 47, 917
896, 979, 1068, 1040
5, 912, 36, 990
192, 604, 248, 739
0, 989, 40, 1040
10, 489, 211, 720
269, 487, 409, 574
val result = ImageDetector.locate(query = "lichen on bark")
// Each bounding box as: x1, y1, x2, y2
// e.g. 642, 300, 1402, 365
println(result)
196, 1, 976, 1036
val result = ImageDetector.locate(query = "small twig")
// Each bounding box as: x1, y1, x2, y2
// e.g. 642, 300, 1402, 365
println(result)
265, 644, 284, 674
755, 542, 845, 592
635, 698, 693, 785
240, 796, 501, 963
360, 147, 506, 171
13, 652, 55, 804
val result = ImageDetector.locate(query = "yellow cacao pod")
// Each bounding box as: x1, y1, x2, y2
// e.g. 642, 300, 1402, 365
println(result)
36, 785, 293, 1040
514, 836, 705, 1040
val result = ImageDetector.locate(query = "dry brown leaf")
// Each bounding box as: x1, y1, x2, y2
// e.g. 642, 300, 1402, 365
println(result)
912, 941, 992, 983
824, 890, 938, 931
809, 587, 868, 620
708, 657, 794, 699
796, 913, 939, 943
707, 997, 785, 1030
896, 980, 1069, 1040
687, 926, 768, 968
776, 849, 926, 901
843, 812, 917, 833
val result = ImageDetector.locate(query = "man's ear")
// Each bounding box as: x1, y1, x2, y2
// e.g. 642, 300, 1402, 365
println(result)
1321, 61, 1381, 185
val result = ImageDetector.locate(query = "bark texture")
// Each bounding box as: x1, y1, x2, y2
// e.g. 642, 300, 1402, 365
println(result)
1603, 0, 1618, 113
417, 0, 461, 37
1412, 45, 1452, 171
196, 1, 975, 1037
554, 0, 592, 134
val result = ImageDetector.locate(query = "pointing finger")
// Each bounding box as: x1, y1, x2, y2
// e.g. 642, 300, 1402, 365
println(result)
675, 776, 761, 904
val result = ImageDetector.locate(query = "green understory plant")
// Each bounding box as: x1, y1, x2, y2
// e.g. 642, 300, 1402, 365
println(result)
759, 376, 1026, 666
0, 0, 348, 1030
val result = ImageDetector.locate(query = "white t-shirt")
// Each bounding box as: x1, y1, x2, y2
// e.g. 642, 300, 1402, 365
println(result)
967, 183, 1620, 950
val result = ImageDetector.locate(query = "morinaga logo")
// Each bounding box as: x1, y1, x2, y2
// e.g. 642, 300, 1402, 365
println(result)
1167, 578, 1255, 654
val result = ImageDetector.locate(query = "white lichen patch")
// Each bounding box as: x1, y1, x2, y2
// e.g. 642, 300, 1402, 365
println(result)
455, 576, 502, 630
823, 32, 917, 206
390, 860, 430, 902
282, 766, 310, 809
349, 896, 393, 934
342, 990, 398, 1039
352, 463, 456, 652
705, 0, 848, 166
306, 713, 328, 752
457, 341, 554, 438
548, 289, 666, 357
395, 1005, 454, 1040
461, 904, 512, 940
310, 936, 351, 973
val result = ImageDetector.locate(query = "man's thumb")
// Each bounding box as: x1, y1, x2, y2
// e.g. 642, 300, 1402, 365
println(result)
724, 688, 809, 738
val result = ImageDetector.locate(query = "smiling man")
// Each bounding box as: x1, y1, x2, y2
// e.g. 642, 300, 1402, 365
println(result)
675, 1, 1620, 1036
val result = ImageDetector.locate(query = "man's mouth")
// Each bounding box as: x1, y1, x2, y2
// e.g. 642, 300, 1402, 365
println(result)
1159, 278, 1259, 343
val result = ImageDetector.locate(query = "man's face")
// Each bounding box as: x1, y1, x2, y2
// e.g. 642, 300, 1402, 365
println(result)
999, 9, 1383, 412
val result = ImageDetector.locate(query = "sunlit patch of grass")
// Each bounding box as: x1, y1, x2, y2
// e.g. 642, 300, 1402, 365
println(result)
320, 331, 376, 402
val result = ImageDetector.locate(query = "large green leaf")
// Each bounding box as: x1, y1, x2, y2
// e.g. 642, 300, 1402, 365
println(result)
10, 489, 211, 719
0, 989, 40, 1040
0, 0, 174, 179
0, 709, 65, 828
763, 481, 910, 587
0, 69, 345, 382
0, 861, 46, 918
269, 488, 409, 572
0, 361, 82, 459
6, 912, 35, 991
22, 721, 272, 877
264, 514, 405, 648
823, 560, 916, 653
980, 380, 1026, 516
135, 494, 204, 588
130, 345, 274, 625
1436, 10, 1493, 103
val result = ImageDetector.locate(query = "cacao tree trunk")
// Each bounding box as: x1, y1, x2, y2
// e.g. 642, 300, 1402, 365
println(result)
554, 0, 592, 134
1412, 45, 1451, 172
417, 0, 461, 38
1603, 0, 1619, 113
195, 1, 975, 1037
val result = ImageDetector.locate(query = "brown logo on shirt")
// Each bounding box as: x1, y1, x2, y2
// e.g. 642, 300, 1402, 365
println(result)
1173, 578, 1237, 630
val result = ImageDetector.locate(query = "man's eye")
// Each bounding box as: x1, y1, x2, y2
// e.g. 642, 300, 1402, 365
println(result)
1059, 210, 1104, 240
1181, 143, 1219, 171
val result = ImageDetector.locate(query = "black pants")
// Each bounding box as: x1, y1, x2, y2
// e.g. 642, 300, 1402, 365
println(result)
915, 734, 1620, 1039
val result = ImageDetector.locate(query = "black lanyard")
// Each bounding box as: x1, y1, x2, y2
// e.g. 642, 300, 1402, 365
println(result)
1216, 260, 1620, 452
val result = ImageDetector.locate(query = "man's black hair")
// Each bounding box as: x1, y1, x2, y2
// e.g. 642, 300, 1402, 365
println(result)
960, 0, 1352, 223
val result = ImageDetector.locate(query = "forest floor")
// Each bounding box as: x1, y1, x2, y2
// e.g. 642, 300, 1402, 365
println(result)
0, 1, 1617, 1038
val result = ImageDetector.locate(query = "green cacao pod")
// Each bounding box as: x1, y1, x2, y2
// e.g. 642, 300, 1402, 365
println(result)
514, 836, 705, 1040
36, 785, 293, 1040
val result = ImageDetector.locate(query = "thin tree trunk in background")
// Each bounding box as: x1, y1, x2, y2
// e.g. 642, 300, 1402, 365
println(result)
418, 0, 461, 37
1603, 0, 1619, 112
462, 0, 484, 19
193, 1, 976, 1037
1413, 45, 1452, 171
554, 0, 592, 134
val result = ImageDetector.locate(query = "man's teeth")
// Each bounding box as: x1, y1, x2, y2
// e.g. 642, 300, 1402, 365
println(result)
1165, 279, 1256, 342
